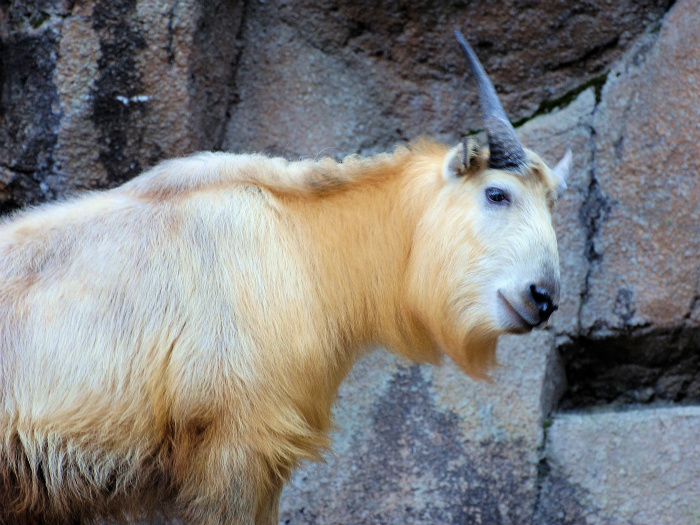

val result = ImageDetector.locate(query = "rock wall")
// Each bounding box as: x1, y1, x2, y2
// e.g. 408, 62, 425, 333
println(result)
2, 1, 699, 524
1, 0, 670, 209
0, 0, 244, 211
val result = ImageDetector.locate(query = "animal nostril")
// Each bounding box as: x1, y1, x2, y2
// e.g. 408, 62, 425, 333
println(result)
529, 284, 548, 305
529, 284, 557, 321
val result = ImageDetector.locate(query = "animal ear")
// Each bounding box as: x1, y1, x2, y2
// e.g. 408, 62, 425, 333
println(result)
442, 138, 484, 181
552, 149, 573, 192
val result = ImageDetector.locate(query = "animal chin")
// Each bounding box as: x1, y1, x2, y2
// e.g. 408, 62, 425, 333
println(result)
497, 290, 537, 333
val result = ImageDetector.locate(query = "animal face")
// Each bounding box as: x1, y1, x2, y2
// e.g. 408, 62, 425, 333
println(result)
450, 144, 565, 335
403, 32, 572, 376
405, 142, 570, 377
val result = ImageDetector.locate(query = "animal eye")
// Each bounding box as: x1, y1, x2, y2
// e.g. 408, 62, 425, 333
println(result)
485, 187, 510, 205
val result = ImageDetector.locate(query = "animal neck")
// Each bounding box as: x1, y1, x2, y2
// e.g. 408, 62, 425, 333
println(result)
243, 143, 450, 469
288, 143, 449, 381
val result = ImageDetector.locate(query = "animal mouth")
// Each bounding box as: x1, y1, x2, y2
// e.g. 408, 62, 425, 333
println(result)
497, 290, 538, 333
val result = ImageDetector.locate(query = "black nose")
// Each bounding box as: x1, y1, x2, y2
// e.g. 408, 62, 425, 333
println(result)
529, 284, 558, 324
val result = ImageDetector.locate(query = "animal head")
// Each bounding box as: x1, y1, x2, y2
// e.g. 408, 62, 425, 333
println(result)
405, 32, 571, 377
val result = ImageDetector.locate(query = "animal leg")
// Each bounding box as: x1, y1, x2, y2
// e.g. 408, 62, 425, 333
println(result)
175, 444, 258, 525
255, 482, 283, 525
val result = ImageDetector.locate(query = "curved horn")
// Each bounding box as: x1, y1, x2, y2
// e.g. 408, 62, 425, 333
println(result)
454, 30, 527, 172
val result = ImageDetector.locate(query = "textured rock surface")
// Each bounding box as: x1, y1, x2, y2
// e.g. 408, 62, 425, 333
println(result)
560, 0, 700, 411
224, 0, 670, 158
0, 0, 242, 211
582, 0, 700, 337
536, 407, 700, 525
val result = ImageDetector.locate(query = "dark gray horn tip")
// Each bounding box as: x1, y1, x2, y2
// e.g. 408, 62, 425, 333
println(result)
453, 29, 527, 173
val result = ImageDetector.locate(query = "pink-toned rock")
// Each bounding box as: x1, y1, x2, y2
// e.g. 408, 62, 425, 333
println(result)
582, 0, 700, 335
224, 0, 669, 158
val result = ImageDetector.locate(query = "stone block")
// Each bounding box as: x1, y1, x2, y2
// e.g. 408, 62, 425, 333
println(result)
537, 407, 700, 525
